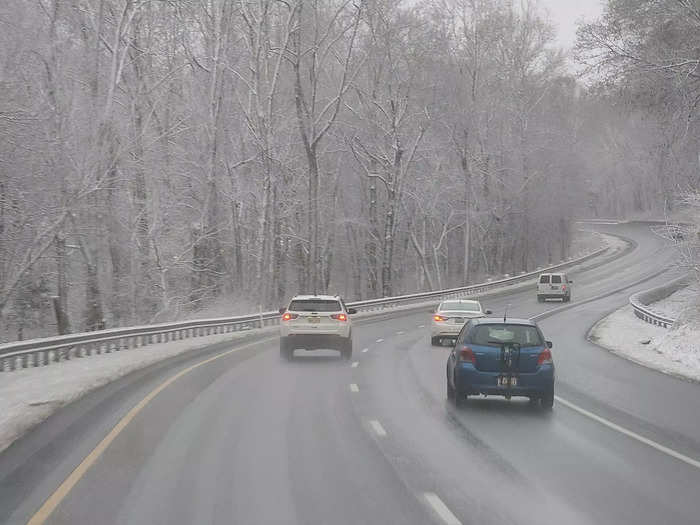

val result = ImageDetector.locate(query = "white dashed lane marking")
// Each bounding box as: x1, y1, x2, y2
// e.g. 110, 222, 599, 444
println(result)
424, 493, 462, 525
350, 384, 359, 393
376, 338, 384, 343
362, 348, 369, 353
351, 361, 359, 368
369, 420, 387, 437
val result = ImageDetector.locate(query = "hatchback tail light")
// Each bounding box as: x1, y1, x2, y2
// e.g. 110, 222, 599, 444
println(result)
282, 312, 298, 321
537, 348, 553, 365
434, 315, 447, 322
458, 346, 476, 364
561, 285, 567, 291
331, 313, 347, 321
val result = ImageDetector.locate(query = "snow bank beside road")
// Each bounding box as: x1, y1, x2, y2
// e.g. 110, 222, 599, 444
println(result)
0, 328, 277, 454
590, 304, 700, 384
652, 283, 699, 321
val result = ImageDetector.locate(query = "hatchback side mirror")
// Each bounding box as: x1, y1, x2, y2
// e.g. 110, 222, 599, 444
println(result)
546, 341, 553, 349
485, 310, 493, 315
347, 308, 357, 315
279, 307, 286, 314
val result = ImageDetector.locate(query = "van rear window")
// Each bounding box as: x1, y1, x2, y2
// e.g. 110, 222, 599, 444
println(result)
539, 275, 550, 284
551, 275, 562, 284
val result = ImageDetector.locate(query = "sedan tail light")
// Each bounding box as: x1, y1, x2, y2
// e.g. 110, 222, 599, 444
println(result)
433, 315, 448, 322
458, 346, 476, 364
331, 313, 347, 321
282, 312, 299, 321
537, 348, 553, 365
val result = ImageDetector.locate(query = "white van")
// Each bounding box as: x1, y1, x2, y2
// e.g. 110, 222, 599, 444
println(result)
537, 273, 572, 302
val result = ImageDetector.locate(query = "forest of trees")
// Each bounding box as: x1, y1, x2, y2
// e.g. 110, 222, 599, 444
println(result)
0, 0, 697, 341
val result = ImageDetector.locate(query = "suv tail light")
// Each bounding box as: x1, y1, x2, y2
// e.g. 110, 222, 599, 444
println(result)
458, 346, 476, 364
434, 315, 447, 322
537, 348, 553, 365
331, 313, 347, 321
282, 312, 298, 321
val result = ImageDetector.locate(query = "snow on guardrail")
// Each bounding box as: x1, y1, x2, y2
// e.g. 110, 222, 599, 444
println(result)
629, 274, 692, 329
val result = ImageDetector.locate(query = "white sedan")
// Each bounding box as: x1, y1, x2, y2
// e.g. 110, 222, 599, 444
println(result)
430, 299, 490, 346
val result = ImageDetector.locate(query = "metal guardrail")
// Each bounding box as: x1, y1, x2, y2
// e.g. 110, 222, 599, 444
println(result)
0, 245, 610, 372
629, 274, 691, 329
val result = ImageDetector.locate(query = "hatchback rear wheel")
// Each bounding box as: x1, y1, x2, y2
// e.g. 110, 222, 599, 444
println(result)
540, 388, 554, 410
446, 369, 455, 400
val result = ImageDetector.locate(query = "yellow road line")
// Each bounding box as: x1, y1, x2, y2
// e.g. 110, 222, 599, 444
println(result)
27, 337, 275, 525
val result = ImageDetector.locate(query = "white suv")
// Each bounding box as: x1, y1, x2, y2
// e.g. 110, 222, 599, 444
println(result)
279, 295, 356, 360
537, 273, 573, 302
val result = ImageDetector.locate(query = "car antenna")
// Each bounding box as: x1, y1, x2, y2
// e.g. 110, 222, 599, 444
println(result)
503, 304, 510, 323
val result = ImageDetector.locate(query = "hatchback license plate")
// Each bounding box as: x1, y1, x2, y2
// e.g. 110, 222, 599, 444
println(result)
497, 376, 517, 387
308, 317, 321, 324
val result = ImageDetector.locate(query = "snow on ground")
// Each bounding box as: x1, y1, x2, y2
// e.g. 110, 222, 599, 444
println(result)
650, 283, 699, 320
0, 327, 278, 454
590, 303, 700, 384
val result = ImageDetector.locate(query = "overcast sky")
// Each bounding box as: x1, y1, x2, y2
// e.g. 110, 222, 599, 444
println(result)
538, 0, 605, 51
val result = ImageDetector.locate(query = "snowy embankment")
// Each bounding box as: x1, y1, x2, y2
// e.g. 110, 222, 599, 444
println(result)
0, 328, 278, 454
589, 283, 700, 383
0, 230, 617, 454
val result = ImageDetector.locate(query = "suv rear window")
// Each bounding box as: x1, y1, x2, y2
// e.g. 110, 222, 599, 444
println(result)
551, 275, 562, 284
539, 275, 550, 284
289, 299, 342, 312
469, 324, 543, 347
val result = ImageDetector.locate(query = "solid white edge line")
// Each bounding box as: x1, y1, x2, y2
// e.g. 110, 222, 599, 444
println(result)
350, 383, 359, 393
423, 492, 462, 525
351, 361, 359, 368
369, 420, 387, 437
555, 395, 700, 470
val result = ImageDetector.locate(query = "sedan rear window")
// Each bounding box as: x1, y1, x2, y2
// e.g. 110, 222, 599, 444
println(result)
551, 275, 562, 284
289, 300, 342, 312
440, 301, 480, 312
470, 324, 543, 347
539, 275, 550, 284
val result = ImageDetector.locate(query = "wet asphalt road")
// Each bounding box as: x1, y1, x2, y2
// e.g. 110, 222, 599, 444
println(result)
1, 222, 699, 525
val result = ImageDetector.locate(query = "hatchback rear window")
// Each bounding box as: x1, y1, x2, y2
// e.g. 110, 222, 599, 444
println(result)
289, 300, 341, 312
469, 324, 543, 347
551, 275, 562, 284
539, 275, 550, 284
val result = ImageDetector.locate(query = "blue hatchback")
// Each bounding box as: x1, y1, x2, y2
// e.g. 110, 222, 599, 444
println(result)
446, 318, 555, 409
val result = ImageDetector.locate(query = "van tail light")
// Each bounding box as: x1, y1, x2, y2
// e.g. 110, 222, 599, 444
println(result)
331, 313, 347, 321
434, 315, 448, 322
537, 348, 553, 365
282, 312, 298, 321
458, 346, 476, 364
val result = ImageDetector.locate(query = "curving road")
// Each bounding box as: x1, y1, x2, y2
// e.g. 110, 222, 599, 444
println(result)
1, 222, 699, 525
